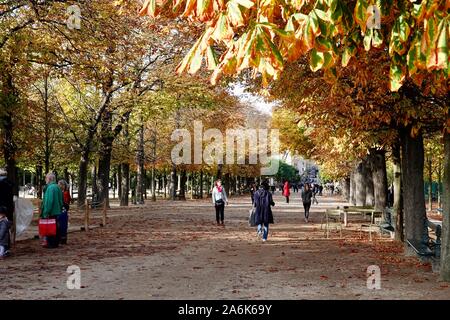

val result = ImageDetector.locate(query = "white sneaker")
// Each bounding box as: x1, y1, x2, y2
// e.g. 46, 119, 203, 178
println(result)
262, 239, 267, 242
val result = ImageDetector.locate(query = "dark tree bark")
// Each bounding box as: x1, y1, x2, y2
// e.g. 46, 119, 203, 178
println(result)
120, 163, 130, 206
63, 167, 70, 183
91, 163, 98, 202
438, 158, 442, 209
343, 177, 351, 202
136, 122, 145, 204
224, 173, 231, 196
36, 164, 43, 199
77, 149, 90, 207
354, 161, 367, 206
97, 110, 130, 207
199, 170, 203, 199
179, 169, 187, 200
117, 164, 122, 200
427, 152, 433, 211
151, 166, 156, 202
370, 149, 388, 211
365, 160, 375, 206
170, 165, 177, 200
1, 72, 18, 196
400, 127, 427, 244
350, 171, 356, 205
43, 75, 51, 175
392, 142, 404, 241
441, 130, 450, 281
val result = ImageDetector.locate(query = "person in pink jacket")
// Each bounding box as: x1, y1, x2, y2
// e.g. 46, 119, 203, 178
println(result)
283, 181, 290, 203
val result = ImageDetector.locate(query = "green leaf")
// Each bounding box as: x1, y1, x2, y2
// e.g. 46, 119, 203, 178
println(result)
310, 48, 324, 72
342, 44, 356, 67
363, 28, 373, 51
372, 29, 383, 48
206, 46, 218, 70
315, 36, 332, 51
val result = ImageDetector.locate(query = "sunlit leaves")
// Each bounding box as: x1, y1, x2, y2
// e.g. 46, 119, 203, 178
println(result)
141, 0, 449, 92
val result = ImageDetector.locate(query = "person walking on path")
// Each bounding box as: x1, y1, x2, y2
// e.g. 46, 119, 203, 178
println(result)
41, 173, 63, 248
301, 183, 313, 223
58, 180, 71, 245
283, 181, 290, 203
212, 179, 228, 226
253, 181, 275, 242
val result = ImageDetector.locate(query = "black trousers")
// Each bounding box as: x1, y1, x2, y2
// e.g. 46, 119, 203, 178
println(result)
303, 202, 311, 219
286, 196, 289, 203
215, 203, 225, 223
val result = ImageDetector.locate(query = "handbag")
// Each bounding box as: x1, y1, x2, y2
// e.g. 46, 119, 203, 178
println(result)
39, 218, 57, 237
248, 208, 257, 227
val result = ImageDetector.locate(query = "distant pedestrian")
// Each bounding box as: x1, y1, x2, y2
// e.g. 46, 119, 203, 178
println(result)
253, 181, 275, 242
41, 173, 63, 248
212, 179, 228, 226
301, 184, 313, 223
283, 181, 290, 203
58, 180, 71, 245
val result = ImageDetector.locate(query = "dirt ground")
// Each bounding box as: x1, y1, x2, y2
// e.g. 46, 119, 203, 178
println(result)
1, 193, 449, 300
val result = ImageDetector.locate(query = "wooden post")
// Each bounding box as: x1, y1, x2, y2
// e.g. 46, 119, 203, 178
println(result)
102, 201, 107, 227
84, 199, 90, 231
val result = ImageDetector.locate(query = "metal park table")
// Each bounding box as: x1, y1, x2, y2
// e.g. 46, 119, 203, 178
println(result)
322, 206, 383, 240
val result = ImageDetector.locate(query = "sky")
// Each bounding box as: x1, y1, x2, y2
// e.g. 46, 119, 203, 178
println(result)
228, 82, 278, 115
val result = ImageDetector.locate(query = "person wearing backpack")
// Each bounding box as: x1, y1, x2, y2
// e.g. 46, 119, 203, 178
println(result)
212, 179, 228, 226
253, 181, 275, 242
301, 183, 313, 223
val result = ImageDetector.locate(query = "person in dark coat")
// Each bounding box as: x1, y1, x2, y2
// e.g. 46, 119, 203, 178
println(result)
0, 168, 14, 222
0, 206, 12, 258
301, 183, 313, 223
250, 183, 257, 205
253, 181, 275, 242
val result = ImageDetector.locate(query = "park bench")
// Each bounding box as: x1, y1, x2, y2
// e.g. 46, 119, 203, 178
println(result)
321, 209, 343, 239
406, 219, 441, 258
379, 207, 395, 239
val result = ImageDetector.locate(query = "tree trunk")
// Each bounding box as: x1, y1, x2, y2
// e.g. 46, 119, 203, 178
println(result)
77, 149, 89, 207
400, 127, 427, 244
91, 163, 98, 202
438, 158, 442, 209
350, 171, 356, 205
120, 163, 130, 206
117, 164, 122, 200
441, 130, 450, 281
163, 169, 167, 199
366, 160, 375, 206
170, 165, 177, 200
179, 169, 187, 200
200, 170, 203, 198
428, 152, 433, 212
392, 142, 404, 242
343, 177, 351, 202
370, 149, 388, 211
36, 164, 43, 199
354, 161, 367, 206
151, 166, 156, 202
43, 75, 51, 175
136, 124, 145, 204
